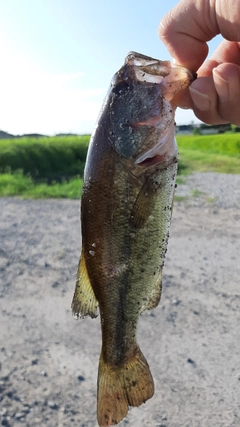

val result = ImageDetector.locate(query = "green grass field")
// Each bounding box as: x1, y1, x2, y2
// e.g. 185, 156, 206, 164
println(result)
0, 133, 239, 198
177, 133, 240, 175
0, 135, 89, 179
0, 173, 82, 199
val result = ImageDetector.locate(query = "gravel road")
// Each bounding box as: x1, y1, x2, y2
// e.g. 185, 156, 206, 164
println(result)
0, 172, 240, 427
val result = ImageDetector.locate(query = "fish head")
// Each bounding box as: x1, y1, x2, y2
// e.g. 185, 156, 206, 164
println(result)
108, 51, 195, 170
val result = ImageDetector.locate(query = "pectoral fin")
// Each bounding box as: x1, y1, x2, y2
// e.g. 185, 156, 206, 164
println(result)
71, 250, 99, 318
129, 175, 161, 229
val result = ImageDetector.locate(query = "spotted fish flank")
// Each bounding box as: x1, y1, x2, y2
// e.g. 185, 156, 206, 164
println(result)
72, 51, 195, 426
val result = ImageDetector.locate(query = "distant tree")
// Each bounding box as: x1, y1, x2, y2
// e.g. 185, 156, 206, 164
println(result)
193, 127, 202, 135
231, 124, 240, 133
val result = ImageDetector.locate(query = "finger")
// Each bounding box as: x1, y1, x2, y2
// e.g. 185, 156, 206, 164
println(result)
212, 63, 240, 126
159, 0, 240, 71
197, 40, 240, 77
189, 77, 228, 124
159, 3, 209, 71
173, 38, 240, 123
188, 63, 240, 126
208, 40, 240, 66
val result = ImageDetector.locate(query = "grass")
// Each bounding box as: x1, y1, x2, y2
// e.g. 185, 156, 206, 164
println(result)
177, 133, 240, 157
205, 197, 216, 203
176, 176, 186, 185
177, 133, 240, 175
191, 189, 206, 197
178, 149, 240, 174
0, 135, 88, 198
174, 195, 187, 202
0, 173, 82, 199
0, 135, 89, 180
0, 133, 239, 198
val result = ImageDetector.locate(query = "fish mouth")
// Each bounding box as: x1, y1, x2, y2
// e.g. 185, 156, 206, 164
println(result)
126, 51, 196, 102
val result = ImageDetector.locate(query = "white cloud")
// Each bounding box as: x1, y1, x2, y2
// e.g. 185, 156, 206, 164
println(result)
0, 47, 198, 135
0, 65, 105, 135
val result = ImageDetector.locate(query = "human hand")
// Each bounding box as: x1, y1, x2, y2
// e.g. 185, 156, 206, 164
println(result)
159, 0, 240, 126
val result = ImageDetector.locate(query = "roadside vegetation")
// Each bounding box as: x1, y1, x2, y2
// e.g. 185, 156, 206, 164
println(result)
0, 135, 89, 179
0, 172, 82, 199
177, 133, 240, 175
0, 133, 239, 198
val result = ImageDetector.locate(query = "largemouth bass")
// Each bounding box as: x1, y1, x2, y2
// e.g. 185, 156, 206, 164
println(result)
72, 51, 195, 426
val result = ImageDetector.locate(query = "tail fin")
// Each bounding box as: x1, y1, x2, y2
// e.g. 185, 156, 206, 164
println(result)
97, 346, 154, 426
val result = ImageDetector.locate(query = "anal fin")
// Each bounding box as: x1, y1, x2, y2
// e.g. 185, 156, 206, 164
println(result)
140, 271, 162, 313
71, 250, 98, 318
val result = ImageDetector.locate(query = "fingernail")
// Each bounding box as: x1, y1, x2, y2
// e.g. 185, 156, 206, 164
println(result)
189, 87, 211, 111
212, 68, 229, 102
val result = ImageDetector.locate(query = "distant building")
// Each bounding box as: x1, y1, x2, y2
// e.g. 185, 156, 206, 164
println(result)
200, 123, 231, 134
175, 124, 193, 135
176, 123, 231, 135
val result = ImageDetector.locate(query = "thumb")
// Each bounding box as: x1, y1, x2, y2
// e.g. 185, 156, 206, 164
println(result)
159, 0, 240, 71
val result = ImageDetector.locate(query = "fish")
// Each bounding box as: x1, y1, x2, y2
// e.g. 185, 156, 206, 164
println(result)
71, 51, 195, 427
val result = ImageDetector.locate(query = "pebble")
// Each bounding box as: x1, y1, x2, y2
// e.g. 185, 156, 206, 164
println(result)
1, 419, 11, 427
22, 406, 30, 414
47, 400, 59, 410
52, 281, 60, 288
15, 412, 25, 419
187, 358, 196, 366
171, 298, 181, 306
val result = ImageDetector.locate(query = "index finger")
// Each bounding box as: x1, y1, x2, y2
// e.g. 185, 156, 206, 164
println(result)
159, 0, 240, 71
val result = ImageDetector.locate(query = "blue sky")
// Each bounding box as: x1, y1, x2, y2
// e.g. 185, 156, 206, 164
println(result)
0, 0, 222, 136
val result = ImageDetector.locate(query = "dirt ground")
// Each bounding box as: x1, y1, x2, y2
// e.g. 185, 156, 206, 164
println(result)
0, 174, 240, 427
